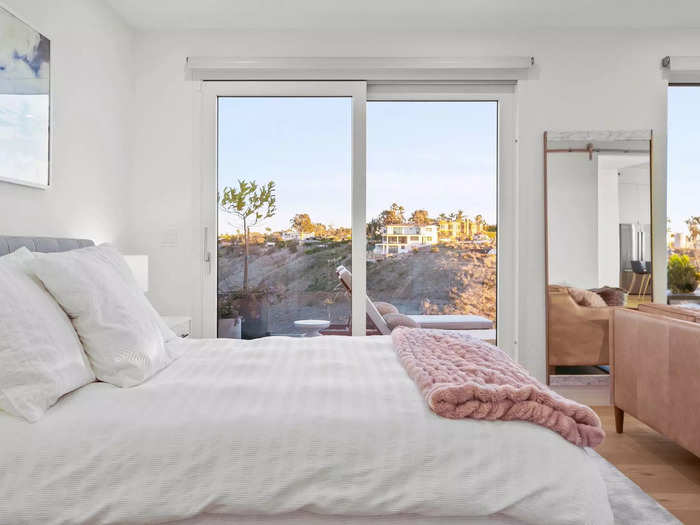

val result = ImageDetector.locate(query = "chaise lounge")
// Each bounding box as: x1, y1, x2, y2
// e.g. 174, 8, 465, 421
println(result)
335, 265, 494, 335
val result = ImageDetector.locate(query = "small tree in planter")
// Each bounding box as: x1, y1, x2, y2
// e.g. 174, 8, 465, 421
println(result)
220, 180, 277, 293
668, 254, 699, 294
219, 180, 277, 338
217, 293, 241, 339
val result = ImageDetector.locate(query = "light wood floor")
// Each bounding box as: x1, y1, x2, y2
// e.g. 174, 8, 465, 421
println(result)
625, 294, 653, 309
593, 405, 700, 524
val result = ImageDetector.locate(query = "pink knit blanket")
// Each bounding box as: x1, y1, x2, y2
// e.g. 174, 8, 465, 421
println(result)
392, 328, 604, 447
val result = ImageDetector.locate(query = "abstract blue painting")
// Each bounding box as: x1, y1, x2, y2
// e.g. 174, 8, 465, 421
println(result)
0, 6, 50, 188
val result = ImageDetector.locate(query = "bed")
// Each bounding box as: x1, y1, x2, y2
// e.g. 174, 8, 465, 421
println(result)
0, 236, 613, 525
1, 336, 612, 524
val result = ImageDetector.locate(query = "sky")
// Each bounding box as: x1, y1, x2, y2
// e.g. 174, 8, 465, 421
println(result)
217, 97, 497, 234
668, 86, 700, 235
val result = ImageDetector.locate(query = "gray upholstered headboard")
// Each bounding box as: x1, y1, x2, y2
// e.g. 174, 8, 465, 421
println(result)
0, 236, 94, 257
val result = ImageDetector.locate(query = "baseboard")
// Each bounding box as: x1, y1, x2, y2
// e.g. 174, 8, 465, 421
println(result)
549, 374, 610, 387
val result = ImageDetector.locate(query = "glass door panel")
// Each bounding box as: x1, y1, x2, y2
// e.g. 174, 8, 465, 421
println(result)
366, 101, 498, 333
217, 97, 352, 338
668, 86, 700, 300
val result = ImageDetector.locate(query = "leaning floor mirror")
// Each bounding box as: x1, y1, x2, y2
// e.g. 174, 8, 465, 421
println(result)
544, 130, 653, 383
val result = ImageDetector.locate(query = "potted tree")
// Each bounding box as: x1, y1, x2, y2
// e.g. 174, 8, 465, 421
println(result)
219, 179, 277, 339
668, 254, 699, 294
217, 293, 241, 339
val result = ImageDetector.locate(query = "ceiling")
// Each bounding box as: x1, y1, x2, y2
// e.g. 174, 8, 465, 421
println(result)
105, 0, 700, 32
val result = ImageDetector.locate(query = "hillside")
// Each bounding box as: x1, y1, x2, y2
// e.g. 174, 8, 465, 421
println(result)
218, 240, 496, 334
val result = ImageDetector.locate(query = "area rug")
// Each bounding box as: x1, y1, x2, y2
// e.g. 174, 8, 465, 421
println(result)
589, 449, 681, 524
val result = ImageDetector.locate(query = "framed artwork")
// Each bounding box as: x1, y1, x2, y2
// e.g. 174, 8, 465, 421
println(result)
0, 5, 50, 188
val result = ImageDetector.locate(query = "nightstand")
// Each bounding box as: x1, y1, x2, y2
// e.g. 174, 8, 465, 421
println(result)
162, 316, 192, 338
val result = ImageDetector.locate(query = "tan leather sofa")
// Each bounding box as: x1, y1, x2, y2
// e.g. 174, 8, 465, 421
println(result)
612, 307, 700, 458
638, 303, 700, 323
547, 285, 611, 368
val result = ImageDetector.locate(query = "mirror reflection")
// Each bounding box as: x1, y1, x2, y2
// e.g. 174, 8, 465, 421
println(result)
545, 130, 652, 379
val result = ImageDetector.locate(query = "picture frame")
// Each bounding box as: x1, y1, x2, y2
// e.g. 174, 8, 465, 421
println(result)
0, 3, 51, 189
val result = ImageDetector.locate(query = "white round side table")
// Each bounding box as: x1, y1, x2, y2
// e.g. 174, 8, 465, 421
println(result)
294, 319, 330, 337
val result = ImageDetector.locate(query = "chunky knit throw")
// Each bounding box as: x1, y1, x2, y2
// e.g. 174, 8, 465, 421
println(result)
392, 327, 605, 447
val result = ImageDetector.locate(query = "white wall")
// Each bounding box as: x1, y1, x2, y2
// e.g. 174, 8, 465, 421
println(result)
597, 164, 621, 287
0, 0, 132, 245
126, 28, 700, 380
547, 153, 598, 288
619, 165, 652, 224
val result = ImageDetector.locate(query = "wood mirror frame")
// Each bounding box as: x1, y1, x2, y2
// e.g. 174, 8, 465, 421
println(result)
543, 130, 654, 384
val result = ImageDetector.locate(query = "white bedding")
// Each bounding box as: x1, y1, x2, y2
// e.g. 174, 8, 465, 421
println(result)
0, 336, 613, 525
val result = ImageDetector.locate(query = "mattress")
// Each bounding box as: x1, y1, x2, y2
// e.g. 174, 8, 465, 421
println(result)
0, 336, 612, 524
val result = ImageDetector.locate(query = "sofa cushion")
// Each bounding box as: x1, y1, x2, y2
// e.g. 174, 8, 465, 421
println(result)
375, 301, 399, 316
384, 313, 419, 331
568, 287, 607, 308
406, 314, 493, 330
590, 286, 627, 307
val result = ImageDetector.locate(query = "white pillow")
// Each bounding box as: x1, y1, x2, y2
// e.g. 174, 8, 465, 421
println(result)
30, 244, 182, 388
0, 247, 94, 422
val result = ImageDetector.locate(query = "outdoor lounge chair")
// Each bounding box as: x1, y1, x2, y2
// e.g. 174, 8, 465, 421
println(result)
335, 265, 494, 335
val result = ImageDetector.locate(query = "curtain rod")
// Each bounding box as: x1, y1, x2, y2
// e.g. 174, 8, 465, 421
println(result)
185, 56, 535, 81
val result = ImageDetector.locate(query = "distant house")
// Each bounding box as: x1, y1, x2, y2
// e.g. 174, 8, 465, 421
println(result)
670, 232, 687, 250
281, 230, 314, 242
373, 224, 438, 256
671, 232, 700, 251
438, 218, 482, 241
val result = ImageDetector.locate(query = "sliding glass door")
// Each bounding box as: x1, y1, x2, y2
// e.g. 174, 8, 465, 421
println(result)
199, 82, 366, 338
199, 82, 514, 352
668, 85, 700, 302
216, 97, 352, 338
366, 101, 498, 330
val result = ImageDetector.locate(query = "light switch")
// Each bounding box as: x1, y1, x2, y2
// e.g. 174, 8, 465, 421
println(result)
161, 227, 178, 248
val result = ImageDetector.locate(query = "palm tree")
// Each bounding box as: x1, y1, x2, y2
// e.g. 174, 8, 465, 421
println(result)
686, 216, 700, 245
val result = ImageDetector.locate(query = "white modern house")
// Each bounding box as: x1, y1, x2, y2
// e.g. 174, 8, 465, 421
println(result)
373, 224, 438, 255
670, 232, 687, 250
281, 229, 314, 242
670, 232, 700, 251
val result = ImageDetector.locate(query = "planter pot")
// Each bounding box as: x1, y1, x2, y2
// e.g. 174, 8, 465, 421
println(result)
237, 294, 270, 339
241, 316, 268, 339
218, 317, 242, 339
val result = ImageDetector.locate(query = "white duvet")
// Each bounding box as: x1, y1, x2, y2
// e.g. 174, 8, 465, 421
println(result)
0, 336, 613, 525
